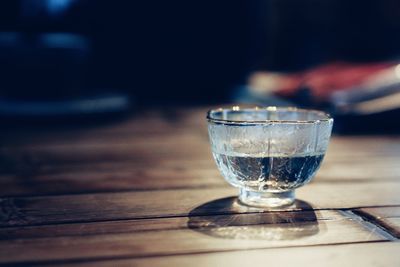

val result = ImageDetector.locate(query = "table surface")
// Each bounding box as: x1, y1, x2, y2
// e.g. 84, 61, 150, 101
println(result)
0, 107, 399, 266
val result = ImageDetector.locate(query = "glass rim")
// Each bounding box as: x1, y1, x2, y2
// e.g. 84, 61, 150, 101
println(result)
207, 106, 333, 125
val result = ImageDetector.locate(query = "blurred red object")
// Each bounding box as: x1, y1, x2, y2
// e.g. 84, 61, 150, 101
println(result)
249, 61, 395, 101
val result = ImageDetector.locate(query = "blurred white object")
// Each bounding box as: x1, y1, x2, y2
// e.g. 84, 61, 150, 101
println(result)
332, 64, 400, 115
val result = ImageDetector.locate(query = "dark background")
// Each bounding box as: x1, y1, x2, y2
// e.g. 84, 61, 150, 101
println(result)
1, 0, 400, 105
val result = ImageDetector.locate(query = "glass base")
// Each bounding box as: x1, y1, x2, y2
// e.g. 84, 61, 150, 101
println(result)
238, 189, 295, 208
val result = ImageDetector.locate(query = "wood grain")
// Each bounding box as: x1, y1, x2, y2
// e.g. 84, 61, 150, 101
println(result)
0, 210, 389, 264
0, 110, 399, 198
53, 242, 400, 267
0, 164, 224, 197
0, 209, 343, 240
2, 136, 400, 164
0, 107, 399, 266
0, 155, 398, 197
1, 181, 400, 227
0, 135, 399, 197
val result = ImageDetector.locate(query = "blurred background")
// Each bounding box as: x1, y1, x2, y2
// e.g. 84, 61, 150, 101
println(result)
1, 0, 400, 132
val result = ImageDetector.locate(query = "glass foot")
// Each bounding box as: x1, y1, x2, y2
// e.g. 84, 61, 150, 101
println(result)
238, 189, 295, 208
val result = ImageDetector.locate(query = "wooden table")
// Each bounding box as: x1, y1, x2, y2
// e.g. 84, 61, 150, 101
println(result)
0, 107, 399, 266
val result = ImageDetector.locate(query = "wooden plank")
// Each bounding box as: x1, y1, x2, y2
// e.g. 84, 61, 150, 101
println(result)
0, 136, 212, 166
1, 107, 399, 168
1, 155, 396, 176
0, 137, 397, 166
354, 206, 400, 238
1, 145, 397, 173
53, 242, 400, 267
0, 135, 399, 197
1, 123, 400, 167
0, 165, 224, 197
1, 157, 398, 197
0, 210, 343, 240
0, 107, 209, 145
317, 160, 400, 181
0, 210, 390, 264
2, 137, 400, 164
1, 181, 400, 227
1, 119, 399, 173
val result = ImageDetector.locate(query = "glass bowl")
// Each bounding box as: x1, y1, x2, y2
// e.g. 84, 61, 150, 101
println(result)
207, 106, 333, 208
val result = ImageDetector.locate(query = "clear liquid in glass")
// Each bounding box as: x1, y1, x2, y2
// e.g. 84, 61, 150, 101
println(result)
213, 152, 324, 192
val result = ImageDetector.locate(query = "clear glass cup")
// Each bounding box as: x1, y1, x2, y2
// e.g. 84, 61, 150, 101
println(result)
207, 106, 333, 208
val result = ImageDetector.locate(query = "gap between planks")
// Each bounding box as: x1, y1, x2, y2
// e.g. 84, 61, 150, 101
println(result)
1, 182, 400, 227
0, 215, 391, 264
